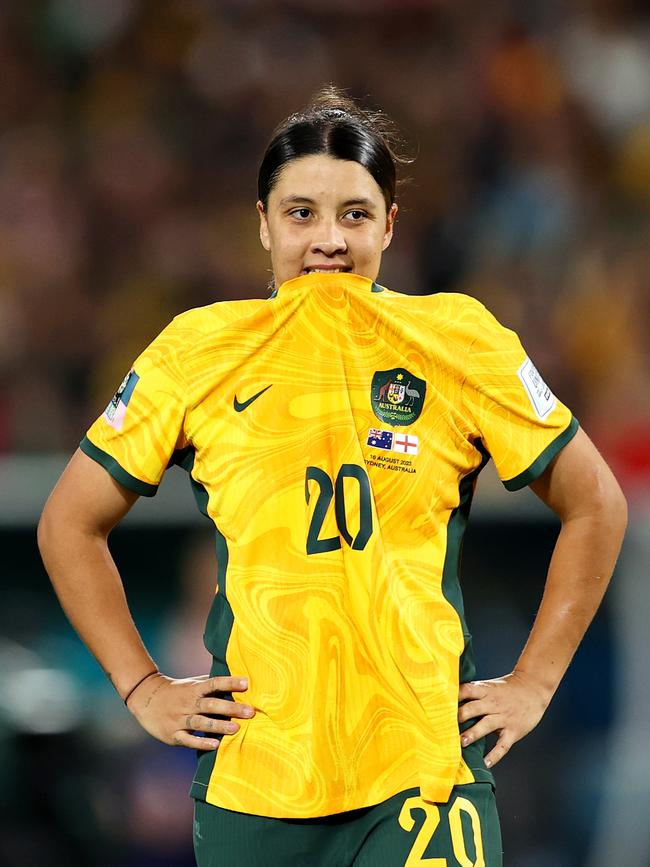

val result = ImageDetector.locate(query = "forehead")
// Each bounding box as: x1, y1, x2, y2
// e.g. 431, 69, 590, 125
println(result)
269, 154, 384, 205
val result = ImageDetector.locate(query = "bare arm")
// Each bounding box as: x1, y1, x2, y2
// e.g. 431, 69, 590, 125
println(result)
458, 427, 627, 767
39, 449, 153, 697
38, 449, 254, 748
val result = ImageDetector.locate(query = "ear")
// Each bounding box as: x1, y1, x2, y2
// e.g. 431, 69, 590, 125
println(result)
382, 203, 398, 251
257, 201, 271, 252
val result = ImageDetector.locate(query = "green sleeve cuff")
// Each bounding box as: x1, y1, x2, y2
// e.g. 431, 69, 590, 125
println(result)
80, 436, 159, 497
503, 415, 580, 491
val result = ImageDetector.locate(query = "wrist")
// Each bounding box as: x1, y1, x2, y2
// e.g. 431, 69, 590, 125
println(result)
511, 667, 556, 706
122, 669, 160, 705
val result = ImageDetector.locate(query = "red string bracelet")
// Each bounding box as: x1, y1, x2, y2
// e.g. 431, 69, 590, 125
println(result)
123, 669, 160, 705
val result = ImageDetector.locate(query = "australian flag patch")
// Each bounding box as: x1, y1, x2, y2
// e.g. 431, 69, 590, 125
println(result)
367, 428, 394, 450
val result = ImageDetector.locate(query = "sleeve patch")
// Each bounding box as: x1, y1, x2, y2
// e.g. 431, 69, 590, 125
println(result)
517, 358, 556, 420
103, 370, 140, 431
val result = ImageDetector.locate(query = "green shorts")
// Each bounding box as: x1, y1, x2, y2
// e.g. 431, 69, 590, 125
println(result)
193, 782, 502, 867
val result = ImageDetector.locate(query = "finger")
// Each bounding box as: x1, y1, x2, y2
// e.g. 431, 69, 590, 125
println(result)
457, 699, 494, 724
171, 731, 221, 751
185, 714, 242, 736
458, 681, 488, 702
196, 697, 255, 718
203, 675, 249, 695
460, 715, 503, 747
484, 733, 514, 768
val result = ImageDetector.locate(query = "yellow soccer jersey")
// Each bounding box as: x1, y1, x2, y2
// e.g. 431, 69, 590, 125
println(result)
82, 272, 578, 818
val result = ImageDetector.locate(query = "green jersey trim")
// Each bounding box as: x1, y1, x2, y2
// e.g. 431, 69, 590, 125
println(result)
169, 447, 235, 801
190, 523, 233, 800
441, 441, 496, 786
79, 436, 158, 497
502, 416, 580, 492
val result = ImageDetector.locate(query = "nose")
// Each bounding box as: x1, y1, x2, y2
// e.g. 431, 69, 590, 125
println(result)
311, 218, 347, 256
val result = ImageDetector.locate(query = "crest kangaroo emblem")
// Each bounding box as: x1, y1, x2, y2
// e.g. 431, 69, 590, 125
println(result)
371, 368, 426, 426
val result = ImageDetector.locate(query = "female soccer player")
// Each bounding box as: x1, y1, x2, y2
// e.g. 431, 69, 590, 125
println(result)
39, 88, 627, 866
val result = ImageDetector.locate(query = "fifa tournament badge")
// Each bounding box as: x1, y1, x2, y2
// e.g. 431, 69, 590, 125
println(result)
103, 369, 140, 431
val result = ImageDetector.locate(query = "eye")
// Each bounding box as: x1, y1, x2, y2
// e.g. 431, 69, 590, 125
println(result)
345, 209, 368, 222
290, 207, 312, 220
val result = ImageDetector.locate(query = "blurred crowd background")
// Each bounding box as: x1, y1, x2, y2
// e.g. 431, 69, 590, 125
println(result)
1, 0, 649, 865
1, 0, 649, 483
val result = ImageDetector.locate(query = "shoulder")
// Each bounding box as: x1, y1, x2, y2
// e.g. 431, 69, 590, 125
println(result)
382, 288, 487, 319
157, 298, 268, 351
381, 288, 496, 344
170, 298, 269, 336
134, 298, 268, 374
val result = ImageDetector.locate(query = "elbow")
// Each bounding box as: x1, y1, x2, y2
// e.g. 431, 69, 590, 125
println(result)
562, 462, 628, 541
598, 458, 628, 534
37, 493, 71, 563
37, 498, 57, 561
608, 478, 628, 540
585, 465, 628, 541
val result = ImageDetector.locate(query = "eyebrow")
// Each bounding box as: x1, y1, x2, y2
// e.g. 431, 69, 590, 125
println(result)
278, 195, 377, 209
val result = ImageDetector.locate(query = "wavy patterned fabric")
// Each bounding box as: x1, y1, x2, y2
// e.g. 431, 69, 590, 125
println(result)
83, 272, 577, 818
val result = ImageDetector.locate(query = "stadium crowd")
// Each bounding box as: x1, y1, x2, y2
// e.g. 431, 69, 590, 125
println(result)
0, 0, 648, 493
0, 2, 649, 865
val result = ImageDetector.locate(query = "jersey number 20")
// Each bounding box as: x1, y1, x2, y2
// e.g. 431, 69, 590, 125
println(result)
305, 464, 373, 554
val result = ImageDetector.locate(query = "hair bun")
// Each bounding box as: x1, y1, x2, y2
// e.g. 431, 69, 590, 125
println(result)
258, 85, 413, 210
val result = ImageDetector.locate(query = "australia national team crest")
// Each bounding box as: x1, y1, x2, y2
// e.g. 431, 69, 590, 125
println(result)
371, 368, 426, 426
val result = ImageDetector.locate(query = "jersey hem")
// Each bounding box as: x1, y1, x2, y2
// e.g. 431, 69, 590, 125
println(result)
190, 767, 495, 816
80, 436, 158, 497
465, 766, 495, 786
190, 780, 210, 800
461, 737, 495, 790
502, 415, 579, 491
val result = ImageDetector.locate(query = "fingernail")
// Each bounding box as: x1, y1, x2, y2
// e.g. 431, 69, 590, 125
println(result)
485, 758, 492, 768
226, 722, 239, 733
461, 736, 469, 747
239, 678, 248, 689
207, 740, 220, 750
242, 706, 254, 717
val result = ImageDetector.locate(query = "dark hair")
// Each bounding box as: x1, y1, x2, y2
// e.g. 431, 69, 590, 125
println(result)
258, 85, 411, 212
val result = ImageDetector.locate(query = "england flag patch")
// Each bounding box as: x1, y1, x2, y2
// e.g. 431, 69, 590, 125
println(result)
393, 433, 419, 455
